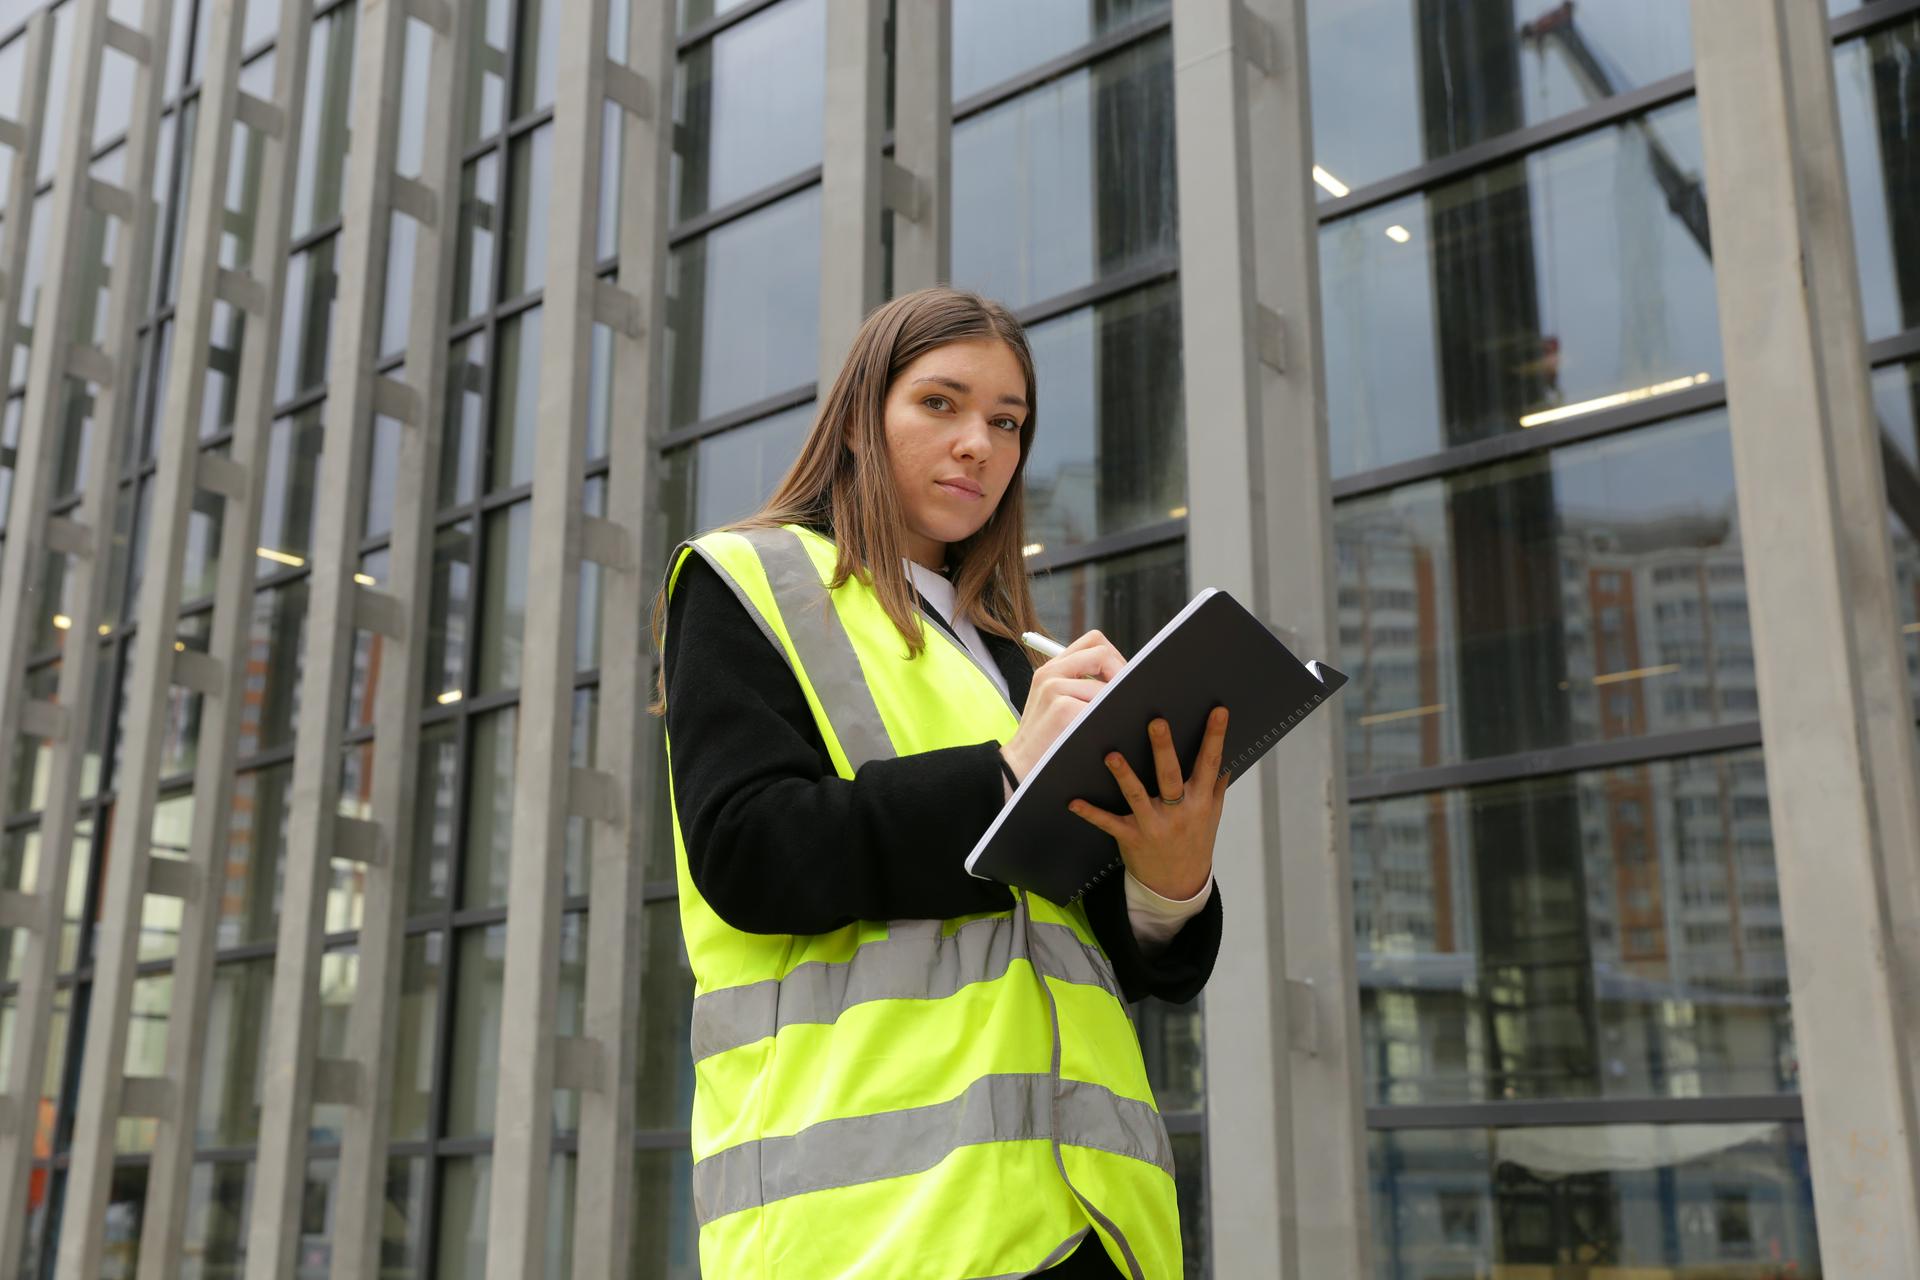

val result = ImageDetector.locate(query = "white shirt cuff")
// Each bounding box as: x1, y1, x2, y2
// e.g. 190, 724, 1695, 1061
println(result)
1124, 870, 1214, 954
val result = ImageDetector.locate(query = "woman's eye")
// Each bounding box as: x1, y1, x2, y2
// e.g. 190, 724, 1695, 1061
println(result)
924, 395, 951, 412
993, 418, 1021, 432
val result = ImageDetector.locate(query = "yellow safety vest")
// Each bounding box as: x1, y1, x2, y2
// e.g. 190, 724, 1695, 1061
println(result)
664, 524, 1182, 1279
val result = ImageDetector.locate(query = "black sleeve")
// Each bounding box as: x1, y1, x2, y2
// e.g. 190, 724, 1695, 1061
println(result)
1082, 874, 1223, 1006
663, 554, 1015, 935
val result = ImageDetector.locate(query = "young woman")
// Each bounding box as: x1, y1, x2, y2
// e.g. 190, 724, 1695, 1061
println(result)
653, 286, 1231, 1278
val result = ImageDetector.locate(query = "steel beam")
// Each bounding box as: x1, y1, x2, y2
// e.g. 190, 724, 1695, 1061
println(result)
483, 0, 671, 1269
816, 0, 887, 382
1693, 1, 1920, 1274
242, 0, 462, 1274
1171, 1, 1367, 1275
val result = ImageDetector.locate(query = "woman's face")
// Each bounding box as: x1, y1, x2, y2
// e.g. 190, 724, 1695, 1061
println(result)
878, 338, 1028, 571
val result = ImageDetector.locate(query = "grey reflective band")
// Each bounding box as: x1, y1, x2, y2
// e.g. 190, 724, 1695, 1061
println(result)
692, 1072, 1174, 1226
735, 526, 897, 772
691, 916, 1121, 1062
667, 540, 784, 659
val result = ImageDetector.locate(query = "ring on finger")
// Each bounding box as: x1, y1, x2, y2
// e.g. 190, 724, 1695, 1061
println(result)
1158, 789, 1186, 806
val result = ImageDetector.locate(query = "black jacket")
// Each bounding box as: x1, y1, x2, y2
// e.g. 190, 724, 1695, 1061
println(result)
661, 550, 1222, 1004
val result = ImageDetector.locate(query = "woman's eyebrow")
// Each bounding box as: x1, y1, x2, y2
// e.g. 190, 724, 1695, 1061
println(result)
911, 374, 1028, 410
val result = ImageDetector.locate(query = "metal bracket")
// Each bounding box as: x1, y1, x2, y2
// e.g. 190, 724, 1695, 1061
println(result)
1286, 977, 1318, 1055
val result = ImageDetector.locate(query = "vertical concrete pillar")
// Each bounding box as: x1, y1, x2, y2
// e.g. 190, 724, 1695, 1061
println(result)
1693, 1, 1920, 1274
817, 0, 887, 378
889, 0, 950, 293
1172, 1, 1368, 1275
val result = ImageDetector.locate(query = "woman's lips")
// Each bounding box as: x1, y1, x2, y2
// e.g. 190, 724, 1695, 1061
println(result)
936, 480, 984, 500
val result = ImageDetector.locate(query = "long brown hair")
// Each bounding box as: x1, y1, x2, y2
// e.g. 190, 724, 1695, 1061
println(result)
649, 286, 1049, 714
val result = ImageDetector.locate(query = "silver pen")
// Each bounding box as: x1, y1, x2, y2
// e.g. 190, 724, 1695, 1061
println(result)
1019, 631, 1068, 660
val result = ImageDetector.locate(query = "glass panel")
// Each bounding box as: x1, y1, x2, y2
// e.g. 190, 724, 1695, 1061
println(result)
195, 960, 273, 1147
666, 187, 820, 426
1137, 998, 1203, 1114
395, 16, 433, 181
1308, 0, 1694, 200
1029, 540, 1187, 657
292, 0, 357, 238
1336, 413, 1748, 775
310, 947, 358, 1142
635, 901, 695, 1130
659, 403, 813, 544
447, 926, 506, 1136
434, 1156, 490, 1278
630, 1147, 699, 1280
378, 1157, 431, 1277
1368, 1124, 1820, 1277
1878, 359, 1920, 473
1322, 99, 1720, 477
411, 724, 459, 914
277, 239, 338, 403
478, 502, 531, 694
257, 407, 325, 572
490, 307, 542, 490
391, 932, 444, 1142
118, 974, 170, 1152
425, 519, 475, 707
670, 0, 824, 222
456, 152, 501, 321
953, 0, 1167, 101
144, 796, 192, 962
364, 407, 403, 539
504, 125, 554, 297
461, 708, 517, 909
952, 35, 1176, 312
465, 0, 512, 145
234, 581, 307, 758
1355, 749, 1793, 1105
218, 764, 293, 949
100, 1163, 149, 1271
1023, 281, 1185, 555
1836, 17, 1920, 341
514, 0, 558, 118
381, 210, 417, 358
443, 334, 487, 507
1170, 1129, 1207, 1279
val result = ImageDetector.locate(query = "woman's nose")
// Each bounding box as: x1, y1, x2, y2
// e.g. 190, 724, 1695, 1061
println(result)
954, 417, 994, 460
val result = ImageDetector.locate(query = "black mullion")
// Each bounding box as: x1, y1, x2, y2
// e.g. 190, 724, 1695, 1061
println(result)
1348, 721, 1765, 802
1024, 517, 1185, 576
1366, 1093, 1804, 1131
677, 0, 788, 52
951, 10, 1171, 123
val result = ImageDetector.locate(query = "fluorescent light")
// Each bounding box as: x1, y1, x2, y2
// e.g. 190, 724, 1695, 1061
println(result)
257, 546, 305, 568
97, 623, 112, 636
1022, 542, 1045, 557
1519, 373, 1710, 429
51, 614, 71, 631
1592, 663, 1681, 687
1358, 703, 1444, 727
1384, 224, 1411, 244
353, 572, 377, 586
1312, 165, 1350, 198
1168, 506, 1189, 519
174, 641, 186, 652
1905, 622, 1920, 634
436, 689, 464, 705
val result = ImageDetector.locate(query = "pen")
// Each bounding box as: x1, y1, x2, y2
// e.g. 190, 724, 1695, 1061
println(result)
1019, 631, 1068, 660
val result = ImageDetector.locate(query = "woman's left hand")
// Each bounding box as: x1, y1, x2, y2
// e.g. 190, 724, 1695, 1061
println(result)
1067, 707, 1231, 901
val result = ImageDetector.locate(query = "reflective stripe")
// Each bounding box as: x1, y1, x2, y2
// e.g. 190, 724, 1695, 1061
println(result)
736, 526, 897, 772
691, 916, 1120, 1062
692, 1072, 1173, 1226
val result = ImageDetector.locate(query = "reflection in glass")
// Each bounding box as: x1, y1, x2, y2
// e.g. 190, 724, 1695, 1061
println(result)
455, 152, 501, 321
1336, 413, 1749, 775
424, 519, 474, 707
1022, 282, 1184, 554
660, 403, 813, 544
442, 335, 487, 507
1355, 749, 1793, 1105
411, 724, 459, 914
1136, 998, 1203, 1114
234, 582, 306, 759
490, 308, 543, 490
1308, 0, 1694, 200
1029, 540, 1186, 657
513, 0, 558, 119
435, 1156, 490, 1277
363, 407, 403, 540
257, 408, 325, 572
218, 765, 293, 949
631, 1146, 699, 1280
952, 35, 1176, 312
504, 126, 553, 298
381, 209, 417, 359
464, 0, 511, 145
118, 974, 170, 1152
1321, 100, 1720, 477
277, 239, 338, 402
1876, 360, 1920, 473
1170, 1130, 1207, 1279
952, 0, 1167, 100
292, 0, 356, 239
195, 960, 273, 1147
462, 710, 516, 910
478, 502, 530, 693
1368, 1124, 1819, 1278
390, 933, 443, 1141
670, 0, 824, 222
666, 188, 820, 426
1836, 18, 1920, 341
635, 901, 695, 1130
447, 927, 506, 1135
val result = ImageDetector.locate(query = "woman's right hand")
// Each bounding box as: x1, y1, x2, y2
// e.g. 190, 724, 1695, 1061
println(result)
1000, 630, 1128, 781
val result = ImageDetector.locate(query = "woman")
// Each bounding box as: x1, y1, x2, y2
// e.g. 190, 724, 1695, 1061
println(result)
653, 286, 1230, 1278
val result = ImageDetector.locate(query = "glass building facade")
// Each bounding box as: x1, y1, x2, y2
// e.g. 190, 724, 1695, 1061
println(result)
0, 0, 1913, 1276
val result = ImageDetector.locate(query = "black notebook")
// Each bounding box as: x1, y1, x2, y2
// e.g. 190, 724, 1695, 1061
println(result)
964, 588, 1347, 905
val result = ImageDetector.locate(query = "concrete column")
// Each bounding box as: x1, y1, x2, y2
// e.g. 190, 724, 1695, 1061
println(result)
1693, 1, 1920, 1275
1171, 1, 1368, 1275
483, 0, 666, 1272
817, 0, 887, 380
889, 0, 950, 293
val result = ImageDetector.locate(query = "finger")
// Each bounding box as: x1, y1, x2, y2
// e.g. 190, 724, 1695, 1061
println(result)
1148, 718, 1185, 801
1195, 705, 1230, 795
1067, 798, 1129, 840
1034, 673, 1100, 706
1044, 645, 1123, 684
1105, 751, 1154, 815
